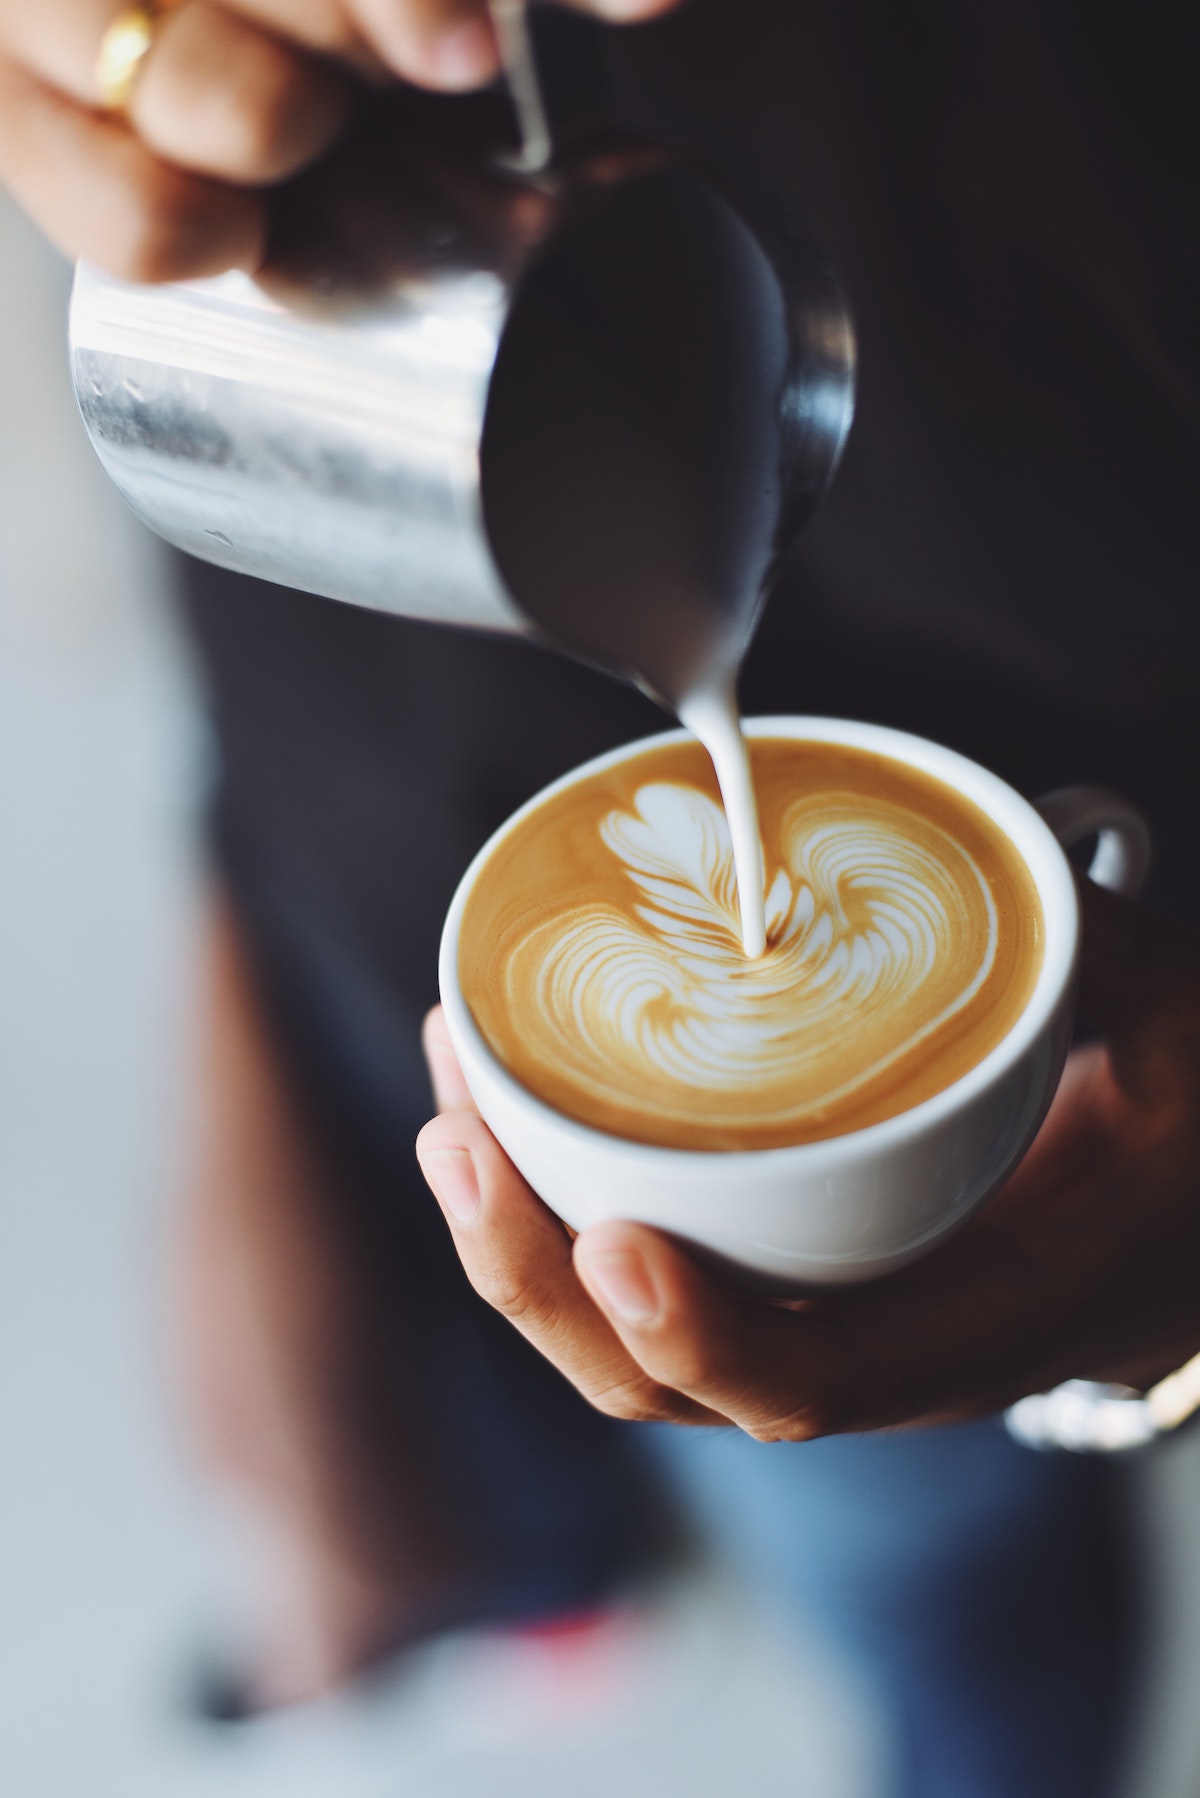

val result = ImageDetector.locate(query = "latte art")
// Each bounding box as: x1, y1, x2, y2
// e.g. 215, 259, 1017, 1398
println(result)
460, 739, 1044, 1149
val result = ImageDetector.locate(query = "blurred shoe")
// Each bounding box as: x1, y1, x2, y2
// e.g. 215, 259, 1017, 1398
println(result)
150, 1570, 873, 1798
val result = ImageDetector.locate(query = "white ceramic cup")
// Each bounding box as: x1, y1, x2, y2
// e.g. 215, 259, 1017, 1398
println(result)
439, 717, 1150, 1290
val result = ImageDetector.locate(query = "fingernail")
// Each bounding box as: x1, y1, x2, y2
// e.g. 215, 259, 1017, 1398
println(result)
420, 1148, 480, 1224
580, 1248, 659, 1323
428, 18, 498, 87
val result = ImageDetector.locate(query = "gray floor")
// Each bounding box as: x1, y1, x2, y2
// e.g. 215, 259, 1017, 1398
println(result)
1, 188, 1198, 1798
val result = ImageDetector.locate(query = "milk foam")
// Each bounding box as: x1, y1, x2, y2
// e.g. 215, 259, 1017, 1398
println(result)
459, 737, 1043, 1150
518, 781, 998, 1121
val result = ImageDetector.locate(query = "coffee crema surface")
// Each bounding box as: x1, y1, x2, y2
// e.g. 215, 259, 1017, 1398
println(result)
459, 739, 1045, 1150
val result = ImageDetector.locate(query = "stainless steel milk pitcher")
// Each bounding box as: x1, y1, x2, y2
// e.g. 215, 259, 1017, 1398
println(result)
68, 7, 855, 711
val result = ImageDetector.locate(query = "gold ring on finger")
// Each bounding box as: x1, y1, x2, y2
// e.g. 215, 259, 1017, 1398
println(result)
95, 3, 168, 116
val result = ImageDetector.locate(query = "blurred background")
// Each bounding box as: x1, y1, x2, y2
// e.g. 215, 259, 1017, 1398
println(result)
3, 184, 1200, 1798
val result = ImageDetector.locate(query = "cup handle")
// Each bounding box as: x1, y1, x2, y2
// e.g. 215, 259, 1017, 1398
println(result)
1006, 786, 1154, 1453
1034, 786, 1152, 900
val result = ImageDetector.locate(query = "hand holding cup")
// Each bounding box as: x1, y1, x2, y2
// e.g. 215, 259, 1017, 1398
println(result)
418, 718, 1200, 1436
419, 874, 1200, 1437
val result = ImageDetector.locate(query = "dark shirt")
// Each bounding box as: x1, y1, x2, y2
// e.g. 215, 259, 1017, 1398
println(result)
183, 0, 1200, 1160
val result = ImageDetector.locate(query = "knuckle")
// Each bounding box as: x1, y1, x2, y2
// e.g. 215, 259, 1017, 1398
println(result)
582, 1373, 673, 1424
743, 1414, 815, 1445
194, 55, 298, 179
317, 13, 374, 64
471, 1260, 557, 1333
743, 1396, 841, 1444
137, 10, 344, 184
106, 165, 246, 282
652, 1330, 727, 1396
223, 57, 327, 179
100, 184, 193, 283
661, 1345, 711, 1393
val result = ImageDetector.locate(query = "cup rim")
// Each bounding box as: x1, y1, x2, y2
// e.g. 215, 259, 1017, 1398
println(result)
439, 715, 1079, 1166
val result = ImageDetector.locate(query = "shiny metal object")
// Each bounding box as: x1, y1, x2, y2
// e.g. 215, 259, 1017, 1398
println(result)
1006, 1352, 1200, 1454
488, 0, 554, 174
69, 105, 854, 711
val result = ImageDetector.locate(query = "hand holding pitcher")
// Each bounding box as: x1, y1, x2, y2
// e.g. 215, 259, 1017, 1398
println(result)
0, 0, 682, 280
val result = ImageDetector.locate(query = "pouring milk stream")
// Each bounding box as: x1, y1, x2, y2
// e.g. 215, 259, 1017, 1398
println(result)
67, 10, 854, 952
69, 16, 1157, 1453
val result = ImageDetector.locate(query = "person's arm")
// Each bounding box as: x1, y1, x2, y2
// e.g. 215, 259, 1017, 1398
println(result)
0, 0, 680, 281
417, 878, 1200, 1437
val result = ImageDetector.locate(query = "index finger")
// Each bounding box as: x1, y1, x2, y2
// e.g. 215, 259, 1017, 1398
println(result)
417, 1106, 725, 1426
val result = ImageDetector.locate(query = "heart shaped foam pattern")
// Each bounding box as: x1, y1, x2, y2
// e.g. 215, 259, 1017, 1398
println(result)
459, 738, 1043, 1151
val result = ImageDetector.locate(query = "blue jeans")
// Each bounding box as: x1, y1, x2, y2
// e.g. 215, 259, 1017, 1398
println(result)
228, 868, 1141, 1795
653, 1418, 1141, 1798
187, 546, 1143, 1791
225, 862, 1142, 1797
